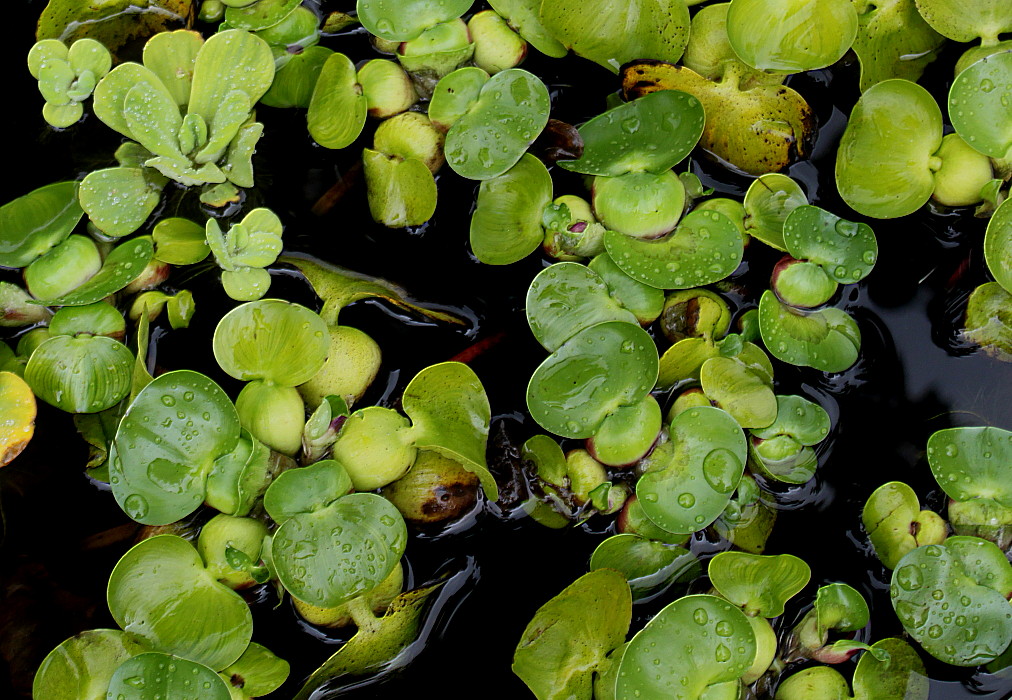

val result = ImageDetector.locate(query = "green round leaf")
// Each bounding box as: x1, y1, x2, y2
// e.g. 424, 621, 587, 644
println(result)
363, 149, 438, 228
357, 0, 474, 41
726, 0, 858, 72
752, 394, 830, 445
487, 0, 567, 57
330, 406, 417, 491
560, 90, 705, 177
965, 281, 1012, 361
39, 236, 155, 307
836, 79, 942, 219
783, 205, 878, 283
25, 335, 132, 413
264, 459, 353, 524
33, 629, 146, 700
224, 0, 302, 32
700, 351, 777, 430
220, 643, 290, 697
153, 217, 210, 265
593, 170, 685, 239
604, 208, 744, 290
24, 235, 101, 301
852, 638, 929, 700
588, 253, 665, 326
470, 153, 553, 265
927, 426, 1012, 508
272, 492, 407, 607
637, 406, 747, 534
708, 551, 811, 617
589, 534, 696, 601
0, 371, 36, 467
862, 481, 948, 570
852, 0, 946, 92
261, 45, 334, 109
107, 652, 231, 700
50, 301, 125, 339
443, 68, 550, 180
80, 167, 163, 239
512, 569, 632, 700
428, 67, 489, 130
985, 199, 1012, 294
526, 262, 638, 352
591, 394, 663, 467
308, 52, 367, 150
948, 51, 1012, 159
212, 299, 330, 386
110, 370, 242, 525
0, 181, 82, 268
914, 0, 1012, 43
539, 0, 690, 73
615, 594, 756, 698
743, 174, 807, 251
758, 290, 861, 373
527, 321, 658, 439
108, 535, 253, 670
891, 537, 1012, 666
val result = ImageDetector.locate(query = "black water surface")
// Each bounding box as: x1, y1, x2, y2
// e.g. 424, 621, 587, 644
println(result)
2, 2, 1011, 699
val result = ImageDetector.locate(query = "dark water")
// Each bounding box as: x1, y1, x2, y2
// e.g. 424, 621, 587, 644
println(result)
2, 2, 1011, 699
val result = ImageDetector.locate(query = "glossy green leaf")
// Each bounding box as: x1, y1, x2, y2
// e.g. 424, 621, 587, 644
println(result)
752, 395, 829, 445
591, 395, 663, 467
108, 535, 253, 670
264, 459, 352, 524
0, 371, 36, 466
213, 299, 329, 386
539, 0, 690, 73
32, 629, 145, 700
357, 0, 473, 41
272, 492, 407, 607
107, 652, 230, 700
526, 262, 638, 352
487, 0, 566, 57
79, 167, 163, 238
560, 90, 705, 177
615, 594, 756, 699
948, 51, 1012, 159
700, 349, 777, 430
223, 0, 300, 31
742, 174, 807, 251
965, 282, 1012, 361
0, 181, 82, 268
783, 205, 878, 283
153, 217, 209, 264
852, 637, 929, 700
726, 0, 858, 72
307, 52, 367, 149
637, 406, 747, 534
470, 154, 553, 265
39, 236, 155, 306
513, 569, 631, 700
891, 537, 1012, 666
428, 67, 488, 130
927, 426, 1012, 507
110, 370, 241, 525
657, 337, 720, 387
985, 199, 1012, 294
593, 171, 685, 239
852, 0, 946, 92
709, 552, 811, 617
37, 0, 193, 51
402, 362, 497, 500
51, 302, 125, 339
588, 254, 665, 325
93, 62, 175, 142
362, 149, 438, 228
836, 79, 942, 219
527, 321, 658, 439
203, 430, 273, 517
23, 235, 100, 301
221, 643, 290, 697
187, 28, 274, 131
758, 291, 861, 372
25, 335, 132, 413
141, 29, 202, 106
863, 482, 948, 570
443, 68, 550, 180
913, 0, 1012, 43
604, 208, 744, 290
589, 534, 696, 601
261, 45, 333, 108
330, 406, 416, 491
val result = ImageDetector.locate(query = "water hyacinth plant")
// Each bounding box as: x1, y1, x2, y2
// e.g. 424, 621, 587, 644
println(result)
2, 0, 1012, 699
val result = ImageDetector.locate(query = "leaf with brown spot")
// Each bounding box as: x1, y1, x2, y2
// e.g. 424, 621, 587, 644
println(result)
37, 1, 195, 56
0, 372, 36, 467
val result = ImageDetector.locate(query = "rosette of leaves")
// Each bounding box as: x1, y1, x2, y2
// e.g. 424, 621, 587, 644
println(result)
836, 79, 995, 218
205, 208, 284, 301
748, 394, 831, 484
785, 583, 874, 664
213, 299, 329, 455
890, 537, 1012, 666
775, 638, 929, 700
927, 426, 1012, 549
862, 481, 948, 569
427, 66, 550, 180
83, 29, 275, 236
619, 7, 816, 176
329, 362, 498, 499
28, 38, 111, 127
109, 370, 275, 524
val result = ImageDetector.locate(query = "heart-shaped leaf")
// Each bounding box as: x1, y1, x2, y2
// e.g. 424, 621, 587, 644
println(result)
513, 569, 631, 700
428, 67, 489, 130
107, 652, 231, 700
559, 90, 704, 177
593, 170, 685, 239
637, 406, 747, 534
221, 643, 290, 697
589, 534, 696, 601
863, 482, 947, 570
357, 0, 474, 41
271, 492, 407, 608
852, 637, 929, 700
110, 370, 242, 525
758, 291, 861, 372
0, 181, 82, 268
708, 551, 811, 617
891, 537, 1012, 666
308, 52, 367, 149
264, 459, 352, 523
927, 426, 1012, 508
614, 594, 756, 699
443, 68, 550, 180
591, 394, 663, 467
784, 205, 878, 283
38, 236, 155, 307
213, 299, 330, 386
33, 629, 146, 700
25, 335, 133, 413
108, 535, 253, 670
742, 174, 808, 251
79, 167, 164, 238
527, 321, 658, 439
470, 153, 553, 265
949, 51, 1012, 159
604, 208, 744, 290
588, 253, 665, 325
